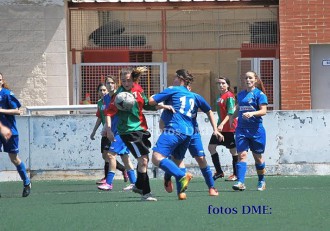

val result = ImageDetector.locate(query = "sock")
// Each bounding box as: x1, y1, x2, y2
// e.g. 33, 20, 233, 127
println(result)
106, 171, 116, 185
176, 168, 186, 194
135, 171, 142, 189
201, 166, 214, 189
211, 152, 223, 173
255, 162, 266, 182
16, 162, 30, 186
104, 162, 109, 179
141, 172, 151, 195
232, 155, 238, 176
159, 159, 185, 181
127, 169, 136, 184
236, 162, 247, 183
116, 160, 126, 172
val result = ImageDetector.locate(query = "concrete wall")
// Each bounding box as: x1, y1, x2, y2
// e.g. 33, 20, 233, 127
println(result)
1, 110, 329, 181
0, 0, 69, 107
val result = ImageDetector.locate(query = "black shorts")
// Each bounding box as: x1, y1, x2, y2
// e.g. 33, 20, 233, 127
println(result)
208, 132, 236, 149
101, 136, 111, 153
120, 130, 151, 159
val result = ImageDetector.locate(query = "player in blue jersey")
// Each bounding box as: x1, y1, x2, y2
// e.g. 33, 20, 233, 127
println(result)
0, 73, 31, 197
231, 71, 268, 192
149, 69, 194, 200
161, 85, 224, 197
90, 79, 136, 191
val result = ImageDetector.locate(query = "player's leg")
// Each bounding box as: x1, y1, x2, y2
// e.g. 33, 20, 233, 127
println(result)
251, 126, 267, 191
190, 134, 218, 196
121, 131, 156, 201
115, 160, 128, 182
121, 155, 136, 191
6, 136, 31, 197
97, 137, 109, 185
232, 128, 248, 191
98, 150, 116, 191
208, 134, 224, 180
225, 132, 238, 181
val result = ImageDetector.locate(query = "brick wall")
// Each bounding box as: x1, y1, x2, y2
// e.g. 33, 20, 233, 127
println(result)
279, 0, 330, 109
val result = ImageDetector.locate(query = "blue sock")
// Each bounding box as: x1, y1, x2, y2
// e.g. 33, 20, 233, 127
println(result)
16, 162, 30, 186
201, 165, 214, 189
236, 162, 247, 183
176, 168, 186, 194
127, 169, 136, 184
106, 171, 116, 185
159, 159, 185, 181
255, 162, 266, 182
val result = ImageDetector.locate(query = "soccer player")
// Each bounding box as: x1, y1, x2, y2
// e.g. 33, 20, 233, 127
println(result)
104, 68, 157, 201
0, 72, 31, 197
160, 84, 223, 197
208, 77, 238, 181
231, 71, 268, 191
150, 69, 221, 200
90, 79, 136, 191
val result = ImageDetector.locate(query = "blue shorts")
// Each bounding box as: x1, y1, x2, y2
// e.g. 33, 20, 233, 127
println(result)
153, 130, 191, 160
101, 135, 130, 155
184, 133, 205, 158
0, 135, 19, 154
235, 126, 266, 154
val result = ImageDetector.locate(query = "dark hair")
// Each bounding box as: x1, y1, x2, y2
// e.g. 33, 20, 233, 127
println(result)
176, 69, 194, 86
97, 83, 106, 92
0, 72, 10, 89
217, 76, 234, 93
246, 71, 266, 94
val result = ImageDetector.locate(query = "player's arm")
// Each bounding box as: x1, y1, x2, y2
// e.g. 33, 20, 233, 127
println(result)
206, 110, 224, 141
242, 104, 267, 119
0, 122, 12, 142
0, 107, 21, 115
90, 118, 102, 140
104, 97, 116, 141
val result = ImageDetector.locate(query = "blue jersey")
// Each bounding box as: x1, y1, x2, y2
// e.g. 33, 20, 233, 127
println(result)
191, 93, 211, 133
153, 86, 195, 136
0, 88, 21, 135
237, 88, 268, 129
102, 94, 119, 135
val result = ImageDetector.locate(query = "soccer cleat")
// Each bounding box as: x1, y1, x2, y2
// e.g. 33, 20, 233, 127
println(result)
97, 183, 113, 191
232, 182, 246, 191
209, 187, 219, 196
141, 193, 157, 201
96, 178, 106, 185
178, 192, 187, 200
122, 170, 128, 182
22, 183, 31, 197
122, 184, 134, 191
257, 181, 266, 191
164, 178, 173, 193
212, 171, 224, 181
178, 173, 193, 193
225, 174, 238, 181
132, 185, 143, 195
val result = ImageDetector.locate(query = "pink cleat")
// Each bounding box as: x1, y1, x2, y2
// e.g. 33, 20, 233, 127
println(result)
97, 183, 113, 191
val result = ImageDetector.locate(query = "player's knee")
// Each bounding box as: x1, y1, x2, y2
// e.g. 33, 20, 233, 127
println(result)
208, 145, 216, 153
151, 152, 162, 166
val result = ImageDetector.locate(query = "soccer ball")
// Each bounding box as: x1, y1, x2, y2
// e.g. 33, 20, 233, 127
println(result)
115, 92, 136, 111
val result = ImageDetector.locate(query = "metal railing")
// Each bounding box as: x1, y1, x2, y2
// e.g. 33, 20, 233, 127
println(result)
25, 105, 97, 115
